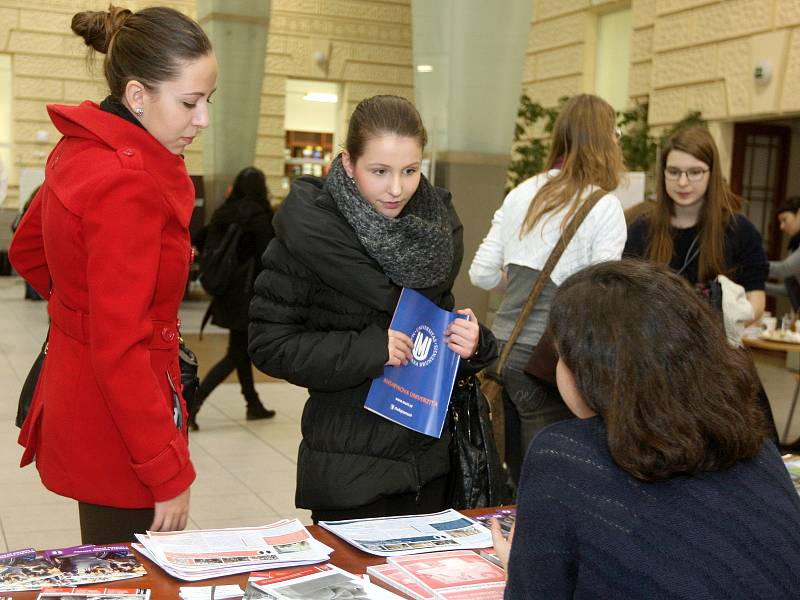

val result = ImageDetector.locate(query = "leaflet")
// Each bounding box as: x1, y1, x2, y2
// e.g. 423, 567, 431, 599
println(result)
135, 519, 332, 581
366, 564, 435, 600
244, 564, 403, 600
36, 587, 150, 600
0, 545, 145, 592
318, 509, 493, 557
388, 551, 506, 599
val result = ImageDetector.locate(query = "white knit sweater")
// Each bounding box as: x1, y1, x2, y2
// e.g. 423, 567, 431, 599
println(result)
469, 171, 627, 289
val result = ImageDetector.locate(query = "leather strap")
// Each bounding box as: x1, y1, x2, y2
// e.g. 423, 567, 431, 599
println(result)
495, 187, 608, 374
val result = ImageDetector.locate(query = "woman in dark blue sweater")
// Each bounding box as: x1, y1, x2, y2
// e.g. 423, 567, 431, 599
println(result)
492, 260, 800, 599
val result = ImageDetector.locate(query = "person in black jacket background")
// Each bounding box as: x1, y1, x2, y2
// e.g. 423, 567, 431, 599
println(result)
190, 167, 276, 429
249, 95, 497, 521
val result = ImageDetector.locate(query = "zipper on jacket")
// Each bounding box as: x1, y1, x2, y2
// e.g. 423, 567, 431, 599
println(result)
166, 369, 183, 430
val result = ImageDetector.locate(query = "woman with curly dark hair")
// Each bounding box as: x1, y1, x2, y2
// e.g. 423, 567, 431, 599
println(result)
491, 260, 800, 598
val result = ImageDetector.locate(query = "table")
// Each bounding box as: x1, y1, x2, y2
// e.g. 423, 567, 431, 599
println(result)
7, 509, 494, 600
743, 336, 800, 444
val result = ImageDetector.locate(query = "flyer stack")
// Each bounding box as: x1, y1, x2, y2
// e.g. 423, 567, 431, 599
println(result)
133, 519, 332, 581
243, 565, 404, 599
368, 550, 507, 599
0, 544, 145, 593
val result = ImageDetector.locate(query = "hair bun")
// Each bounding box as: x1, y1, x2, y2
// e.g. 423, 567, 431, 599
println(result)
71, 5, 132, 54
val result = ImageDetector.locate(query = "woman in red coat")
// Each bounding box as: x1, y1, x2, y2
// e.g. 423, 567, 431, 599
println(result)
9, 6, 217, 544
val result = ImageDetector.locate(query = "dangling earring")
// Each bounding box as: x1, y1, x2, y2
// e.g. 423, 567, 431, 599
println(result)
134, 107, 144, 117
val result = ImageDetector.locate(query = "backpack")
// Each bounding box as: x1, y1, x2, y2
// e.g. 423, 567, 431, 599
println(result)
199, 222, 244, 297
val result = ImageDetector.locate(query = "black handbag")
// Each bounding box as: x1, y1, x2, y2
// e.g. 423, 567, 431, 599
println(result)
447, 376, 506, 510
179, 340, 200, 416
16, 333, 48, 428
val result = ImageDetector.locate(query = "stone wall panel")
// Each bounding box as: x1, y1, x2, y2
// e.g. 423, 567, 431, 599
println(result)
524, 75, 582, 108
649, 80, 727, 124
262, 75, 288, 95
8, 30, 64, 54
14, 54, 87, 79
321, 0, 410, 24
632, 0, 657, 28
13, 99, 49, 121
0, 7, 19, 50
781, 28, 800, 112
778, 0, 800, 26
255, 135, 285, 157
13, 119, 59, 144
534, 44, 583, 80
63, 79, 108, 103
653, 0, 773, 52
18, 9, 73, 33
724, 72, 752, 116
533, 0, 589, 22
522, 54, 537, 84
342, 61, 413, 85
631, 26, 653, 62
269, 12, 411, 45
257, 116, 286, 138
259, 95, 285, 116
651, 44, 718, 88
14, 76, 63, 100
270, 0, 322, 15
629, 61, 652, 97
655, 0, 719, 15
529, 12, 586, 53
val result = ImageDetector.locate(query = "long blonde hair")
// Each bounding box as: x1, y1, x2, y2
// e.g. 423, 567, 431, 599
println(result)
521, 94, 624, 236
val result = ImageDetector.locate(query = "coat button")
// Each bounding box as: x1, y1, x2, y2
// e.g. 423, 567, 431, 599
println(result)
121, 148, 135, 156
161, 327, 176, 342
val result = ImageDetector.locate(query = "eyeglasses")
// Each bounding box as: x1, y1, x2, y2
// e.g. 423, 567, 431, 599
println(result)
664, 167, 709, 182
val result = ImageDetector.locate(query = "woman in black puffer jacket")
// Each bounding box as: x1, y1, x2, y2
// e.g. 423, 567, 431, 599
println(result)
249, 96, 497, 522
190, 167, 275, 428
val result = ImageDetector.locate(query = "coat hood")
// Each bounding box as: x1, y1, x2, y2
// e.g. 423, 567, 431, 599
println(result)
46, 101, 194, 227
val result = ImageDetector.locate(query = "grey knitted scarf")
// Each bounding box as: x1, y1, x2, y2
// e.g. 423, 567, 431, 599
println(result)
326, 155, 454, 288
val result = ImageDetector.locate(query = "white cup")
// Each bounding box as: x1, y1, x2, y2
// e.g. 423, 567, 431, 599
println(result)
762, 317, 777, 334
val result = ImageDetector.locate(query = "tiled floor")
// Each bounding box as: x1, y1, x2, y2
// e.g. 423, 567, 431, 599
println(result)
0, 277, 310, 553
0, 276, 798, 554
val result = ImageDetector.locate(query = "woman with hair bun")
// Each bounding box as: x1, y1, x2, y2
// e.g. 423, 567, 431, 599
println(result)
9, 4, 217, 543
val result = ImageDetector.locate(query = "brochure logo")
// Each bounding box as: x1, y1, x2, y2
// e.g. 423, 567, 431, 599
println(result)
410, 325, 438, 368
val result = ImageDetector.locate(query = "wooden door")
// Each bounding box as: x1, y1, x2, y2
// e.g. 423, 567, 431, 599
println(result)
729, 123, 791, 260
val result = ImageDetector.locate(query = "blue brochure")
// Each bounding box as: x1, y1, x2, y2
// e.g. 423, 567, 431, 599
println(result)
364, 288, 464, 438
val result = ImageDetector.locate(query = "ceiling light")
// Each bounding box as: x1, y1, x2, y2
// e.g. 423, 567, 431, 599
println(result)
416, 65, 433, 73
303, 92, 338, 103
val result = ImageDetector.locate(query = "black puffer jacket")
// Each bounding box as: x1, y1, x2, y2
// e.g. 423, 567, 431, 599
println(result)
204, 195, 274, 331
249, 176, 497, 512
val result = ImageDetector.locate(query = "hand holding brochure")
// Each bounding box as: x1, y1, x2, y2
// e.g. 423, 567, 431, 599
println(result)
365, 288, 465, 438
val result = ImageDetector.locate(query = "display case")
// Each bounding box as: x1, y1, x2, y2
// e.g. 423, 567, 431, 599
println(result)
284, 130, 334, 183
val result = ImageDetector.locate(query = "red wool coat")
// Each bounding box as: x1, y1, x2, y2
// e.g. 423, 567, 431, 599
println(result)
10, 102, 196, 508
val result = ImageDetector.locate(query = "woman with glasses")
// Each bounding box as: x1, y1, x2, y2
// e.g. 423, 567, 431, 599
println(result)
625, 127, 778, 442
625, 127, 768, 318
470, 94, 627, 485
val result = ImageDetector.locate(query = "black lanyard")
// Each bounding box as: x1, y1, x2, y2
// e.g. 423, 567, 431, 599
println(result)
677, 235, 700, 277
